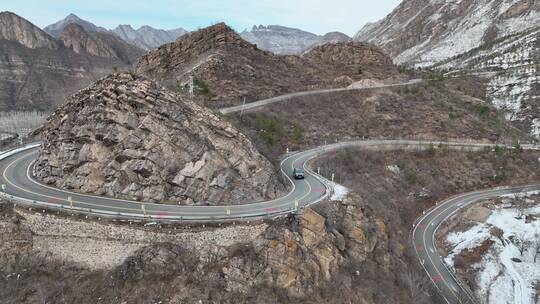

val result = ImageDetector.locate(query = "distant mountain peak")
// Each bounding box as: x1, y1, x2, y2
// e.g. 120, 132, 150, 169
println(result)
44, 13, 106, 38
240, 24, 355, 55
112, 23, 187, 51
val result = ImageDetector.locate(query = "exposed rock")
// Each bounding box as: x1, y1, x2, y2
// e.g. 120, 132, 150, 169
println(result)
0, 11, 57, 50
302, 42, 397, 79
33, 72, 283, 205
136, 23, 399, 108
0, 13, 144, 111
60, 23, 144, 63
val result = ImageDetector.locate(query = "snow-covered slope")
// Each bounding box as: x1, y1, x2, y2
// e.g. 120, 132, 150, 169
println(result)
444, 193, 540, 304
354, 0, 540, 67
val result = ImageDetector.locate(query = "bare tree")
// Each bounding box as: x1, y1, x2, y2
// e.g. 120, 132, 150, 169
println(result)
514, 197, 527, 219
534, 241, 540, 263
490, 226, 505, 245
402, 269, 431, 303
534, 230, 540, 263
514, 233, 532, 257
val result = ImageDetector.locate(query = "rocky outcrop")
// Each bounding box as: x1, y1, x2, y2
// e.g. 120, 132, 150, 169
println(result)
60, 23, 144, 64
136, 23, 399, 108
33, 73, 283, 205
354, 0, 540, 66
0, 11, 57, 50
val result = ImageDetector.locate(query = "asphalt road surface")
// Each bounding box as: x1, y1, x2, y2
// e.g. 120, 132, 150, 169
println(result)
1, 139, 539, 304
0, 145, 329, 221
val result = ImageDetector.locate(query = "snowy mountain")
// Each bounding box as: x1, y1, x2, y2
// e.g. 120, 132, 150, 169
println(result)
112, 24, 187, 50
437, 26, 540, 138
240, 25, 321, 55
241, 25, 351, 55
354, 0, 540, 67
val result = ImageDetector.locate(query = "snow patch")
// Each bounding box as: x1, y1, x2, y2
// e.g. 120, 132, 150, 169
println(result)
329, 181, 349, 201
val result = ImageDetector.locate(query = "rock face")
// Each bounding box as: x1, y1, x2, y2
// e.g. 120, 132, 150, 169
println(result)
240, 25, 321, 55
354, 0, 540, 66
44, 13, 108, 38
33, 73, 283, 205
60, 23, 144, 64
0, 11, 57, 50
0, 12, 144, 111
136, 23, 399, 108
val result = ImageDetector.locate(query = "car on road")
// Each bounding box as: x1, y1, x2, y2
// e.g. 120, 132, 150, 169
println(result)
293, 168, 305, 179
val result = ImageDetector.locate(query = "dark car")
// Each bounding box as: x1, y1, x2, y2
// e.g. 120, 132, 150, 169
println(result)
293, 168, 305, 179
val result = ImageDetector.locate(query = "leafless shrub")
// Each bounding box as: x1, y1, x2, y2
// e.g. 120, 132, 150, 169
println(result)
0, 111, 48, 135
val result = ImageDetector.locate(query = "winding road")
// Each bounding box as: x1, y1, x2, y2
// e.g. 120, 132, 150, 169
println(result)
1, 139, 539, 304
218, 79, 422, 114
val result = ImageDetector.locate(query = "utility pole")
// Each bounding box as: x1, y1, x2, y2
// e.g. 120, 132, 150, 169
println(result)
188, 75, 194, 98
240, 97, 246, 118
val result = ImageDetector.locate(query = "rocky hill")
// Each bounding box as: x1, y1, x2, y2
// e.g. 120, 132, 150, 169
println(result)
354, 0, 540, 67
302, 42, 396, 79
303, 31, 351, 53
0, 12, 144, 111
135, 23, 399, 108
33, 73, 283, 205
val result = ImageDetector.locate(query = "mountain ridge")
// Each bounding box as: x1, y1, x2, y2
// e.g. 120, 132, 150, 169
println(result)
44, 14, 188, 50
135, 23, 399, 109
354, 0, 540, 67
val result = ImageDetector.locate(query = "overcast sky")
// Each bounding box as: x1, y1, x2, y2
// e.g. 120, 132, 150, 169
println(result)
2, 0, 400, 36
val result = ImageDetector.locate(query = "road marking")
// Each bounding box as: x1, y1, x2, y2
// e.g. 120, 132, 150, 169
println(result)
1, 146, 326, 217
